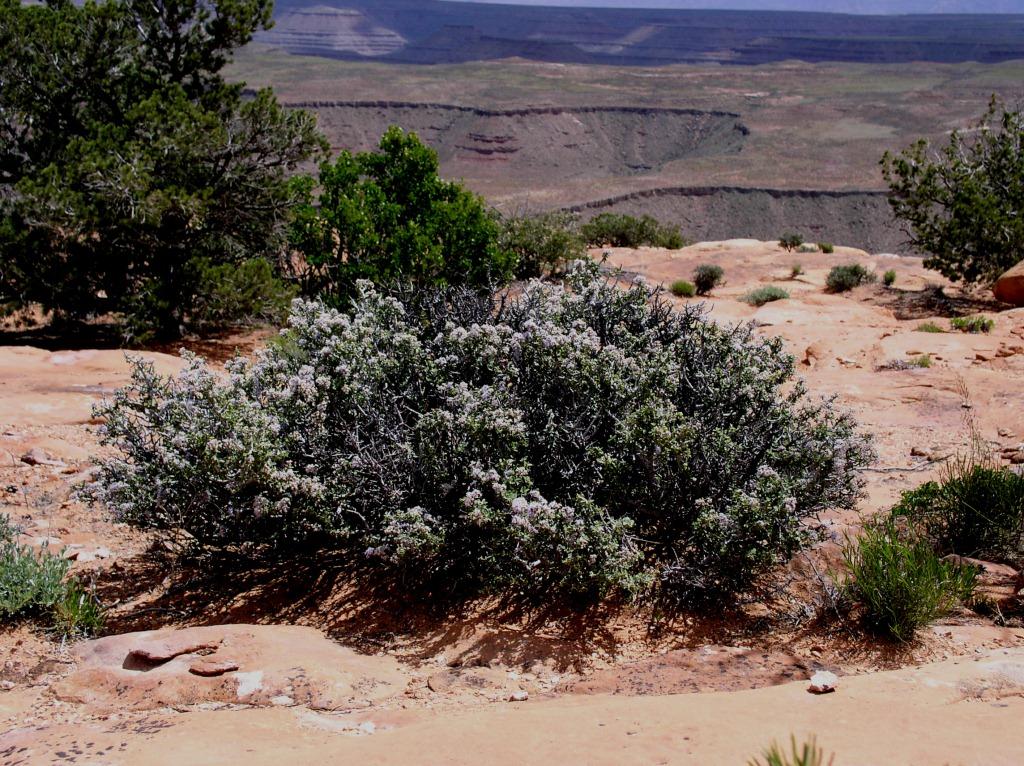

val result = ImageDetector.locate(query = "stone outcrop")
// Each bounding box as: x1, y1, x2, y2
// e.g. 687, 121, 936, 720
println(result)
994, 260, 1024, 307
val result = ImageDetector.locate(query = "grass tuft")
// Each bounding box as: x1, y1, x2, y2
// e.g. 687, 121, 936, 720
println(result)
742, 285, 789, 306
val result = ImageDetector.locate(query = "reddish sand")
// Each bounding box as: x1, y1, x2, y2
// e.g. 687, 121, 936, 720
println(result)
2, 240, 1023, 764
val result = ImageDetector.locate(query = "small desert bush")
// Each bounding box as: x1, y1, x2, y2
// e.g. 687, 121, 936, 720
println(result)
0, 516, 103, 637
692, 264, 725, 296
826, 263, 876, 293
87, 261, 871, 605
499, 211, 586, 278
790, 264, 804, 279
883, 269, 897, 287
916, 321, 945, 333
669, 279, 696, 298
950, 315, 994, 334
581, 213, 685, 249
797, 244, 819, 254
742, 286, 789, 306
841, 520, 977, 642
818, 243, 835, 254
891, 457, 1024, 566
779, 233, 804, 251
189, 258, 297, 331
749, 736, 834, 766
877, 355, 931, 371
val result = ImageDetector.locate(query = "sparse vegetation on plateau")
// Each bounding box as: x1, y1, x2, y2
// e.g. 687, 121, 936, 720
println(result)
670, 279, 697, 298
693, 264, 725, 296
883, 269, 897, 287
779, 233, 804, 252
950, 315, 994, 334
826, 263, 876, 293
742, 285, 789, 306
581, 213, 685, 249
790, 264, 805, 279
0, 516, 103, 637
916, 322, 945, 333
877, 355, 931, 371
891, 457, 1024, 567
749, 736, 834, 766
840, 519, 977, 642
883, 98, 1024, 286
500, 211, 586, 278
87, 261, 872, 605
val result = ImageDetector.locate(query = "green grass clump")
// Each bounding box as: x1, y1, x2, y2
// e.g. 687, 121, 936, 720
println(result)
891, 457, 1024, 566
669, 279, 696, 298
883, 269, 897, 287
790, 263, 804, 279
915, 321, 945, 333
749, 736, 834, 766
841, 520, 977, 642
818, 242, 835, 254
950, 315, 994, 334
0, 515, 103, 637
742, 285, 790, 306
692, 264, 725, 296
826, 263, 876, 293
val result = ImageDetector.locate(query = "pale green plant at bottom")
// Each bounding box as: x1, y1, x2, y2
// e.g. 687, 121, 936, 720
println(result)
749, 735, 834, 766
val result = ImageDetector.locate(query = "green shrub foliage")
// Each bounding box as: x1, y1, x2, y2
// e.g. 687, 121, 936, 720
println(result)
669, 280, 696, 298
0, 0, 326, 338
289, 128, 515, 302
841, 520, 976, 641
891, 458, 1024, 567
882, 99, 1024, 285
883, 269, 897, 287
692, 264, 725, 296
826, 264, 876, 293
950, 315, 994, 334
182, 258, 297, 335
500, 212, 586, 278
88, 262, 871, 603
0, 516, 103, 637
817, 243, 835, 254
581, 213, 685, 249
742, 286, 789, 306
749, 736, 834, 766
779, 233, 804, 252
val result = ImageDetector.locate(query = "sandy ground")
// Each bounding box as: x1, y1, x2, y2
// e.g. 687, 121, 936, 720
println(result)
2, 240, 1024, 764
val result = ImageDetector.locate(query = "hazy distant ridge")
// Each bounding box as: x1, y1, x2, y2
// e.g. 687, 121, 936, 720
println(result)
262, 0, 1024, 65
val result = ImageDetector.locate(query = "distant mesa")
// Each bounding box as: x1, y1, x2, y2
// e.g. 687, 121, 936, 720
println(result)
281, 100, 749, 180
258, 0, 1024, 65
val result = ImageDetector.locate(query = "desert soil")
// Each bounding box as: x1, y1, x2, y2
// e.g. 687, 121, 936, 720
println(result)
2, 241, 1024, 764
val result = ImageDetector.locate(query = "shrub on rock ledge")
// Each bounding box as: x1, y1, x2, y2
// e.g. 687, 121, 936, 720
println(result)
88, 261, 872, 604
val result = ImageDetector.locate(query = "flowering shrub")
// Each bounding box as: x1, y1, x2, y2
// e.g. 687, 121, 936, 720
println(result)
88, 261, 872, 603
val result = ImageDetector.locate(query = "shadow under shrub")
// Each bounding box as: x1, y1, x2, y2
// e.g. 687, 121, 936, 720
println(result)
87, 261, 872, 605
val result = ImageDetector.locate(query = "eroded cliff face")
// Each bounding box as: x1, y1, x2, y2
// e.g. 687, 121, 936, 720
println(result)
569, 186, 903, 254
286, 101, 747, 181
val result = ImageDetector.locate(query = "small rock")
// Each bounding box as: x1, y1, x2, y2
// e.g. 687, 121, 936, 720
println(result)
129, 636, 222, 664
270, 695, 295, 706
188, 659, 239, 677
808, 670, 838, 694
0, 680, 15, 691
999, 428, 1016, 438
508, 690, 529, 702
975, 353, 991, 362
19, 448, 63, 467
910, 446, 929, 457
426, 672, 453, 693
